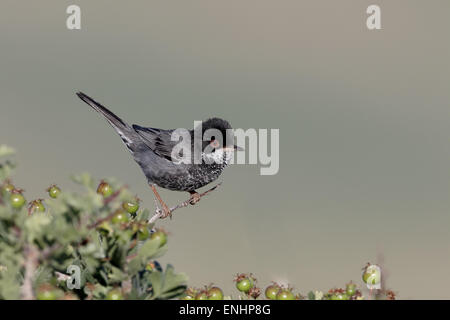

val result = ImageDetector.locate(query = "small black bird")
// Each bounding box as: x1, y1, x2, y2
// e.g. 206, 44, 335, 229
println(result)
76, 92, 241, 218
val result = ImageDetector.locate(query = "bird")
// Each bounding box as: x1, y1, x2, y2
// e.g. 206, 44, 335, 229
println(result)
76, 91, 242, 218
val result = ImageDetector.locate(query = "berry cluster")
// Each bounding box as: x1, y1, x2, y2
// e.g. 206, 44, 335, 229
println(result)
180, 273, 396, 300
0, 145, 398, 300
0, 145, 187, 300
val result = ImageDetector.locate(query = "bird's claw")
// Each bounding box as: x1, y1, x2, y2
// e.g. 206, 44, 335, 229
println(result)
189, 192, 201, 205
162, 207, 172, 219
154, 198, 172, 219
151, 182, 222, 221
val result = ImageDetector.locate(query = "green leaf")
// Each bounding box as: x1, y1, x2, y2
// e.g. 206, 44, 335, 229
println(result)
0, 150, 190, 300
108, 265, 127, 283
24, 213, 52, 243
147, 264, 188, 300
137, 209, 150, 221
128, 239, 166, 275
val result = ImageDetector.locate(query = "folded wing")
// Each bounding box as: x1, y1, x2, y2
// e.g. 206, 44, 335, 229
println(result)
132, 125, 184, 161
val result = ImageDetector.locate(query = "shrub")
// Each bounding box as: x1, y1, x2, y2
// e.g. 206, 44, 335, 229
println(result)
0, 145, 187, 300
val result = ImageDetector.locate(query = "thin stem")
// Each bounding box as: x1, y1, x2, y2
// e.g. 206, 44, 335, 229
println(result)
21, 244, 39, 300
147, 183, 222, 225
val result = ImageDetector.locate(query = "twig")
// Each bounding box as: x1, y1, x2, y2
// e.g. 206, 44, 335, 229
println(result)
103, 185, 127, 205
88, 210, 118, 229
55, 271, 71, 281
147, 183, 222, 225
87, 185, 128, 229
21, 244, 39, 300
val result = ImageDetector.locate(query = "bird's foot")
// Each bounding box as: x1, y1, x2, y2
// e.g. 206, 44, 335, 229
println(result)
151, 184, 172, 219
149, 183, 222, 223
167, 183, 222, 212
188, 192, 201, 205
161, 202, 172, 219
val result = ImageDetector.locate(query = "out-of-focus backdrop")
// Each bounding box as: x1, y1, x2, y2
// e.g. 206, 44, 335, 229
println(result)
1, 0, 449, 299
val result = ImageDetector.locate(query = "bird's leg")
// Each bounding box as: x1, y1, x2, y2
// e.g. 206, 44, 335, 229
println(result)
187, 182, 222, 205
149, 183, 223, 223
179, 183, 223, 208
150, 185, 172, 218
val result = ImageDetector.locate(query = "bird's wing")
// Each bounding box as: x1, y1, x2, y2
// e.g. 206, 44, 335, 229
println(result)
132, 124, 181, 161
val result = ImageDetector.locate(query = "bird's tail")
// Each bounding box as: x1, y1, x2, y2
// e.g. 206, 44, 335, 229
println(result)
76, 91, 141, 153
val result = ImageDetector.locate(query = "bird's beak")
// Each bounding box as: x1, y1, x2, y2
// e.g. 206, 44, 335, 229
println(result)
234, 145, 244, 151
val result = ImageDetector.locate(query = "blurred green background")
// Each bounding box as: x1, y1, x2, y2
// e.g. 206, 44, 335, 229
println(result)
1, 1, 449, 299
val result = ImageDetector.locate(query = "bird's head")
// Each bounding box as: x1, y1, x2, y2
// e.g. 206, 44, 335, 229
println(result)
195, 117, 243, 165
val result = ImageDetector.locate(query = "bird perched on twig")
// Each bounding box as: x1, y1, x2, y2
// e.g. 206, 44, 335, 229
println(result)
76, 92, 241, 218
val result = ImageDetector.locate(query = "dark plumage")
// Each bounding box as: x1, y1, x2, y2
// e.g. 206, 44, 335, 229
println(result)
76, 92, 240, 217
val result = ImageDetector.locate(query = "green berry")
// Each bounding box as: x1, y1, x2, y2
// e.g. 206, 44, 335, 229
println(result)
346, 283, 357, 296
236, 278, 253, 293
195, 292, 208, 300
97, 221, 113, 236
36, 284, 60, 300
331, 293, 349, 300
265, 285, 279, 300
37, 290, 57, 300
276, 289, 295, 300
208, 287, 224, 300
111, 210, 129, 224
97, 181, 113, 197
181, 295, 195, 300
10, 191, 26, 209
2, 181, 14, 193
47, 185, 61, 198
150, 229, 167, 247
137, 226, 150, 241
106, 289, 124, 300
132, 223, 150, 240
122, 200, 139, 214
29, 199, 45, 214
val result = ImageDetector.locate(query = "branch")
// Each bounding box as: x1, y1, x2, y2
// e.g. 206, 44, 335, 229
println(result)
87, 185, 128, 229
147, 183, 221, 225
21, 244, 39, 300
103, 185, 128, 206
